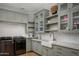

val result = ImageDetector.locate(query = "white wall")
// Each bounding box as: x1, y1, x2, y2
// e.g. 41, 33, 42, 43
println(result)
0, 4, 29, 14
41, 32, 79, 44
54, 32, 79, 44
0, 22, 26, 37
0, 9, 28, 23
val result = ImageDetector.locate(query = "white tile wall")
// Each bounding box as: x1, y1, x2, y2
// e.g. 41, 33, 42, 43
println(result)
40, 32, 79, 44
54, 32, 79, 44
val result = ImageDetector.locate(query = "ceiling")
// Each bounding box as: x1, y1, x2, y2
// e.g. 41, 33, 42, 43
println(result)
0, 3, 56, 14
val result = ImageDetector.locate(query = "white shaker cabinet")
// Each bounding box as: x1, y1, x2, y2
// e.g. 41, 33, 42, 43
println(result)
34, 9, 49, 33
26, 38, 32, 52
32, 40, 42, 55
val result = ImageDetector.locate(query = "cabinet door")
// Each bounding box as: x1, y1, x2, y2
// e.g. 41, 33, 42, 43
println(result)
59, 10, 71, 31
71, 3, 79, 9
0, 40, 13, 56
26, 39, 32, 52
53, 45, 79, 56
38, 21, 44, 32
66, 48, 79, 56
71, 8, 79, 31
47, 46, 57, 56
58, 3, 70, 13
32, 41, 42, 55
55, 46, 65, 56
35, 41, 42, 55
42, 46, 48, 56
32, 41, 37, 52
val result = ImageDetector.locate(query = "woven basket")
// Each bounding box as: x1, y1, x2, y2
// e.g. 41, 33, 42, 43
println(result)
51, 5, 58, 14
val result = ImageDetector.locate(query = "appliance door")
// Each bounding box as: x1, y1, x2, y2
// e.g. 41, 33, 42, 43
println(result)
0, 40, 14, 56
14, 39, 26, 55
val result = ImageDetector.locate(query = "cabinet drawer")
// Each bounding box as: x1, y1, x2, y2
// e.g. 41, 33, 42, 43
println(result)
57, 46, 79, 56
54, 46, 71, 56
68, 49, 79, 56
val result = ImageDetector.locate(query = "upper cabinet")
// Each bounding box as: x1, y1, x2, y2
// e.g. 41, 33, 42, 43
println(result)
71, 3, 79, 9
58, 3, 71, 13
34, 9, 49, 33
71, 4, 79, 31
59, 10, 71, 31
0, 9, 28, 23
58, 3, 71, 31
58, 3, 79, 32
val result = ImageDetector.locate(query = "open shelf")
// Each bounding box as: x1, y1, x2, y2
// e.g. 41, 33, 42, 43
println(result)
45, 28, 58, 32
27, 21, 35, 33
46, 21, 58, 25
46, 13, 58, 19
46, 23, 58, 32
45, 13, 58, 32
28, 27, 34, 28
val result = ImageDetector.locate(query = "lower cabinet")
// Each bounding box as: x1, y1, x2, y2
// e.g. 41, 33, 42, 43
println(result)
32, 40, 42, 55
42, 46, 48, 56
26, 39, 32, 52
53, 45, 79, 56
31, 41, 79, 56
47, 46, 56, 56
65, 48, 79, 56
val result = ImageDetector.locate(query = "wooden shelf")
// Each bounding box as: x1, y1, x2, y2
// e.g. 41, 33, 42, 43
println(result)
46, 21, 58, 25
45, 13, 58, 32
58, 30, 79, 33
28, 21, 34, 23
28, 26, 34, 28
28, 31, 34, 33
45, 28, 58, 32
